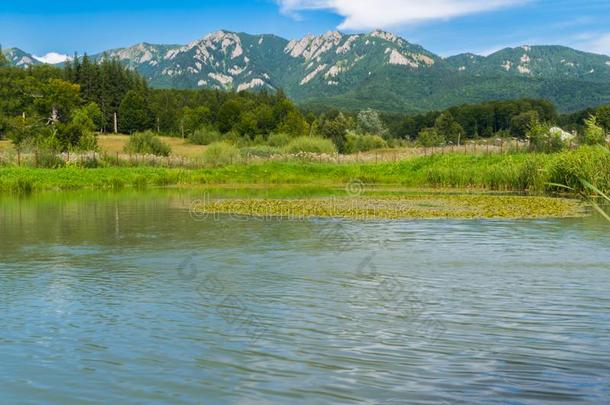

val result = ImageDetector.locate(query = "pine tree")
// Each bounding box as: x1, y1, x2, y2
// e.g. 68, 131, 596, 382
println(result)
0, 44, 8, 67
118, 90, 151, 133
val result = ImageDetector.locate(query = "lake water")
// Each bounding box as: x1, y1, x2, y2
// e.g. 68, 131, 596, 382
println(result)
1, 191, 609, 404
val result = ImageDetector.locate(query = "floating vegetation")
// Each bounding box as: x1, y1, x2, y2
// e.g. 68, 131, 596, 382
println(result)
190, 194, 584, 220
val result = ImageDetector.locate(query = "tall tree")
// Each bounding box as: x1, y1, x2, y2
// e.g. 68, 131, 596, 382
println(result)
119, 90, 151, 133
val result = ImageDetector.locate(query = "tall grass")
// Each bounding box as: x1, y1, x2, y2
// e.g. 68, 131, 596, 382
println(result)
202, 142, 241, 167
0, 147, 607, 195
284, 137, 337, 154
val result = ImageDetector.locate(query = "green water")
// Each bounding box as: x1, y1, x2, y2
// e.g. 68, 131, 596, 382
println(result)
1, 190, 609, 404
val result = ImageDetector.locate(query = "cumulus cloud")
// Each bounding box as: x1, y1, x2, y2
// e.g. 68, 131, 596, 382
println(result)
33, 52, 70, 64
278, 0, 529, 29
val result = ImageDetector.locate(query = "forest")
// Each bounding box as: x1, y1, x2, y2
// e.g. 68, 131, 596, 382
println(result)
1, 50, 609, 155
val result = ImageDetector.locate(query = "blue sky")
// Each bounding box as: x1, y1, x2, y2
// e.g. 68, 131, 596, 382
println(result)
1, 0, 609, 59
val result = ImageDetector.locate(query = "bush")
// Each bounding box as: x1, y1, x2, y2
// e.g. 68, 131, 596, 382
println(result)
267, 133, 292, 147
203, 142, 241, 167
188, 127, 221, 145
124, 131, 171, 157
345, 133, 388, 153
240, 145, 282, 158
528, 122, 566, 153
581, 116, 606, 146
75, 132, 99, 152
417, 128, 445, 147
35, 150, 65, 168
284, 137, 337, 154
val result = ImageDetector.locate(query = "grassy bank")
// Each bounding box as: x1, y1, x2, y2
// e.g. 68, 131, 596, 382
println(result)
0, 146, 608, 195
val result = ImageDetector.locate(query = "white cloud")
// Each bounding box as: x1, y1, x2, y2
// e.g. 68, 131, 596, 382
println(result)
278, 0, 529, 30
582, 33, 610, 56
33, 52, 70, 64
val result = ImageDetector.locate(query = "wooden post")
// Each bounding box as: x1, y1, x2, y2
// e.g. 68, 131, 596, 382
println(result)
17, 150, 20, 166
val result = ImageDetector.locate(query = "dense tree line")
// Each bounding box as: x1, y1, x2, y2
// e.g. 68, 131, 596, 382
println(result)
1, 47, 607, 154
380, 99, 559, 140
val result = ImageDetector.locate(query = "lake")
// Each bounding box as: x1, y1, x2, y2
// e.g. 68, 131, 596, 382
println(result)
1, 190, 609, 404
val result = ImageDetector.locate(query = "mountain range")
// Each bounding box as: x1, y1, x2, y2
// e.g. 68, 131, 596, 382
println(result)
4, 30, 610, 113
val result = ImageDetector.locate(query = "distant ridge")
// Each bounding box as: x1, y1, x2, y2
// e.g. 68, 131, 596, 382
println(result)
4, 30, 610, 112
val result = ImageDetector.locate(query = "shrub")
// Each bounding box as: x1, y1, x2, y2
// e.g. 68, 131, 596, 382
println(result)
35, 149, 65, 168
581, 115, 606, 146
75, 132, 99, 152
240, 145, 282, 158
203, 142, 241, 167
188, 127, 221, 145
267, 133, 292, 147
528, 122, 566, 153
417, 128, 445, 147
124, 131, 171, 157
284, 137, 337, 154
345, 133, 388, 153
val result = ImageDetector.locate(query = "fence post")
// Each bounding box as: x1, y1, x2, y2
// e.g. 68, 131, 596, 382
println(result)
34, 149, 38, 167
17, 150, 20, 166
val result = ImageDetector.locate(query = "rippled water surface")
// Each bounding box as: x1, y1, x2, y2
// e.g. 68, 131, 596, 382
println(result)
1, 191, 609, 404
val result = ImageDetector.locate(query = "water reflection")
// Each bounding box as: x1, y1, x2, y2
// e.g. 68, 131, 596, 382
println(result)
0, 190, 609, 404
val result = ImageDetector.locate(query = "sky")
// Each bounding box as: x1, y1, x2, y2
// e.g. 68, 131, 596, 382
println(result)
1, 0, 609, 62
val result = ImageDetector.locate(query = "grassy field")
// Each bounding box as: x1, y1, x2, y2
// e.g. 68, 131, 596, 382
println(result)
0, 146, 607, 194
1, 134, 522, 164
97, 134, 207, 158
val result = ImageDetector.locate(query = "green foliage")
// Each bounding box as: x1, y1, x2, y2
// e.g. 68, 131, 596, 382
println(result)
0, 48, 8, 68
119, 91, 151, 134
240, 145, 282, 158
277, 110, 307, 136
314, 111, 351, 152
72, 102, 103, 131
510, 110, 539, 138
581, 115, 606, 146
188, 126, 221, 145
267, 133, 292, 147
596, 106, 610, 132
527, 122, 566, 152
345, 133, 387, 153
202, 142, 241, 167
417, 128, 445, 147
76, 131, 99, 152
434, 112, 464, 144
356, 109, 387, 136
394, 99, 556, 140
547, 146, 610, 193
284, 136, 337, 154
124, 130, 171, 156
182, 106, 212, 135
35, 150, 66, 169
